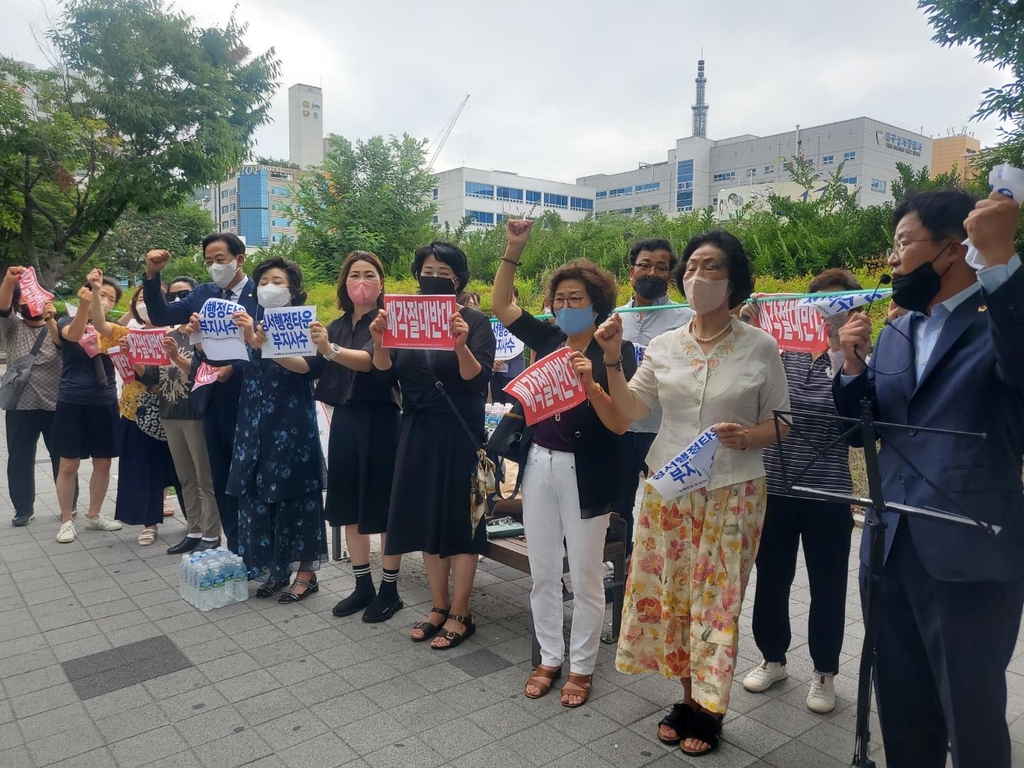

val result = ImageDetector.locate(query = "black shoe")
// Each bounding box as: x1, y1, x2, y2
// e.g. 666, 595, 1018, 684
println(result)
167, 536, 202, 555
195, 538, 221, 552
11, 512, 33, 527
332, 588, 375, 618
362, 596, 403, 624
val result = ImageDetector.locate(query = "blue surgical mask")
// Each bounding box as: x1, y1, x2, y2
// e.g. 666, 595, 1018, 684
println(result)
555, 306, 596, 335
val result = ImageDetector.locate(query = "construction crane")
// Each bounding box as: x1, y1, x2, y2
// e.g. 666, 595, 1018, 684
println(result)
427, 95, 469, 172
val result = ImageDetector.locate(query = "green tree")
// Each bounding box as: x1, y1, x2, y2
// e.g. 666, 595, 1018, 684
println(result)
0, 0, 280, 287
94, 202, 213, 285
890, 161, 964, 202
919, 0, 1024, 166
292, 133, 437, 277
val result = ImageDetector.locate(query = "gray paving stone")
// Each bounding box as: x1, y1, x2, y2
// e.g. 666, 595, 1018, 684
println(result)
9, 682, 80, 719
314, 691, 383, 730
287, 672, 352, 707
4, 664, 68, 696
277, 732, 357, 768
235, 689, 306, 727
405, 661, 473, 693
196, 729, 274, 768
337, 711, 412, 756
176, 703, 250, 748
0, 722, 24, 752
746, 698, 821, 738
253, 708, 329, 751
447, 647, 512, 679
365, 736, 447, 768
17, 701, 87, 743
45, 746, 119, 768
26, 720, 106, 766
82, 683, 155, 720
158, 684, 230, 722
497, 721, 579, 766
763, 738, 849, 768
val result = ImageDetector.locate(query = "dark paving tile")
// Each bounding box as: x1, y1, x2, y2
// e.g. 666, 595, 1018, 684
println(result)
62, 634, 195, 700
446, 648, 512, 679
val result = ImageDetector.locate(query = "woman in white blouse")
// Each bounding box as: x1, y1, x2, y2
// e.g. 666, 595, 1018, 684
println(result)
596, 229, 790, 758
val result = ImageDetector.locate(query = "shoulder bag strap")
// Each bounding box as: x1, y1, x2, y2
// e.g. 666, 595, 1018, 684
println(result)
29, 325, 49, 356
425, 351, 482, 449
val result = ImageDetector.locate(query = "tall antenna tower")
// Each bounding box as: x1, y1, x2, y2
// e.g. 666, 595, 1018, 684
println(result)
692, 56, 708, 139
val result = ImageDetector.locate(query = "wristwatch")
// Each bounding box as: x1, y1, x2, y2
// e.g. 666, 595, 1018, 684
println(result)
325, 343, 342, 361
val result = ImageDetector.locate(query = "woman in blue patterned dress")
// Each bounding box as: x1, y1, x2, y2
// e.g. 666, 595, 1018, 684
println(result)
227, 257, 327, 603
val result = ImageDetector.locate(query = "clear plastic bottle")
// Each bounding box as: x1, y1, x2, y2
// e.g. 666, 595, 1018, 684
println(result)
198, 565, 213, 611
179, 554, 189, 599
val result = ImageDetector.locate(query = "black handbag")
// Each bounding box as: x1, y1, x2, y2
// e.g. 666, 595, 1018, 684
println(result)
487, 401, 526, 464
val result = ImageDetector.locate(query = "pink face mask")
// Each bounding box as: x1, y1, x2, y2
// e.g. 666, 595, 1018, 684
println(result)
347, 279, 381, 306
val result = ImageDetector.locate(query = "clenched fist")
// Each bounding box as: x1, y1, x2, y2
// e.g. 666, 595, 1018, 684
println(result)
145, 250, 172, 279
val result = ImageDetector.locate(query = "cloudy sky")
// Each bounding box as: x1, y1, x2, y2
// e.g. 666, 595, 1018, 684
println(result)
0, 0, 1008, 182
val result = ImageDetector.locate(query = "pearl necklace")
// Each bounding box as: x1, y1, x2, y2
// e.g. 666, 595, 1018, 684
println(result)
690, 319, 731, 344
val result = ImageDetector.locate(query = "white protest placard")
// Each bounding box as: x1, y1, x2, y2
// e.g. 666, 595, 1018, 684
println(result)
316, 401, 331, 470
647, 429, 719, 501
198, 299, 248, 362
492, 320, 525, 362
504, 347, 587, 426
796, 289, 888, 317
261, 305, 317, 359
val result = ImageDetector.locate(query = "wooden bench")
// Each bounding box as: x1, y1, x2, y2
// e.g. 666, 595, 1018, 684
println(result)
484, 500, 627, 668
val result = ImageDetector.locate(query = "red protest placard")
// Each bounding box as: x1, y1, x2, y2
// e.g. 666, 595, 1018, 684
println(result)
191, 362, 219, 392
109, 349, 135, 383
17, 267, 53, 316
79, 327, 102, 358
753, 294, 829, 354
504, 347, 587, 426
382, 295, 456, 350
125, 328, 169, 365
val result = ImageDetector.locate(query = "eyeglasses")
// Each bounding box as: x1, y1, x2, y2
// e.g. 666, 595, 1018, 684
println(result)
889, 237, 938, 259
551, 296, 588, 309
634, 263, 670, 276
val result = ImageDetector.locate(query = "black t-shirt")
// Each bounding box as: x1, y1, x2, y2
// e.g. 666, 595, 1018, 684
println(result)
56, 317, 117, 406
312, 309, 401, 407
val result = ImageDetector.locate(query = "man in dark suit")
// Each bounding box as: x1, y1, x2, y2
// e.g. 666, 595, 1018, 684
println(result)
835, 189, 1024, 768
143, 233, 257, 553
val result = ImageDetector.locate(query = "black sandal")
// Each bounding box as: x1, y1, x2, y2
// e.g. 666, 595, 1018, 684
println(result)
410, 606, 449, 642
679, 710, 722, 757
278, 576, 319, 603
657, 702, 695, 746
256, 579, 289, 598
430, 612, 475, 650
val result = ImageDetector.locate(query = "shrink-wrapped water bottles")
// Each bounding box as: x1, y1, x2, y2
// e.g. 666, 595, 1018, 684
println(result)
179, 548, 249, 610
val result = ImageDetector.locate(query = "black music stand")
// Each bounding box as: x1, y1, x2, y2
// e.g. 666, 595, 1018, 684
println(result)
771, 399, 995, 768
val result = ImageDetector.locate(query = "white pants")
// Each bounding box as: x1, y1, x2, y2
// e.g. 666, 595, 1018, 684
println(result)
522, 444, 610, 674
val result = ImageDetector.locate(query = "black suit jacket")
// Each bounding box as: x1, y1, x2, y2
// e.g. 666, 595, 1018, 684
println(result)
834, 267, 1024, 582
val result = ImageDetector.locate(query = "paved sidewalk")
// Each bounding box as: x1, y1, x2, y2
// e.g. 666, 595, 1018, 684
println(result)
0, 422, 1022, 767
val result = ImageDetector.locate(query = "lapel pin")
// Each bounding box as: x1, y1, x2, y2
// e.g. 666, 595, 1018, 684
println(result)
979, 305, 987, 312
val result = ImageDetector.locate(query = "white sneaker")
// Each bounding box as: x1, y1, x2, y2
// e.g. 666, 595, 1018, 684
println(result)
742, 661, 788, 692
84, 514, 122, 532
807, 672, 836, 713
56, 521, 77, 544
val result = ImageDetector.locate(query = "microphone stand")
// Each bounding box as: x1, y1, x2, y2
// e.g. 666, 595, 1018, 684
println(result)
771, 403, 992, 768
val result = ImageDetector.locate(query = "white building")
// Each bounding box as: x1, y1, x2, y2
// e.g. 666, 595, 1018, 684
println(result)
432, 167, 596, 231
288, 83, 324, 170
578, 117, 932, 217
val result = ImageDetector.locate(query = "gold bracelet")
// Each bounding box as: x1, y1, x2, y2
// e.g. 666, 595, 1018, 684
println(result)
588, 384, 605, 400
741, 429, 751, 451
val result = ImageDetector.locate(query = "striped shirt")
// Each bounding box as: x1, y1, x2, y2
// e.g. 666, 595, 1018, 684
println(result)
763, 351, 852, 496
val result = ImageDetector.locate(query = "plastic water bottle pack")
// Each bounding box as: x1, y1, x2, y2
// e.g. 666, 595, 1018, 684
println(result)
179, 548, 250, 611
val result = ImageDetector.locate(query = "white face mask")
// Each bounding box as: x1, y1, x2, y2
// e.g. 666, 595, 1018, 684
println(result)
135, 303, 150, 324
257, 284, 291, 308
683, 275, 730, 315
207, 262, 238, 289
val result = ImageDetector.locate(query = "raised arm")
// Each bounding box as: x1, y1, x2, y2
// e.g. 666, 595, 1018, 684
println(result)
492, 219, 533, 327
86, 269, 114, 338
143, 249, 196, 326
594, 314, 653, 424
0, 266, 23, 313
61, 286, 94, 343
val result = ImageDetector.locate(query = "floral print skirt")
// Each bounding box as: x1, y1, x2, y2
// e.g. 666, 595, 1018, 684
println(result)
615, 477, 767, 714
237, 489, 328, 583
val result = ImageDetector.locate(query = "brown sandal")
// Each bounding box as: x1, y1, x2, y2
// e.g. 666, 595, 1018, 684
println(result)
524, 665, 562, 699
560, 672, 593, 708
409, 606, 449, 643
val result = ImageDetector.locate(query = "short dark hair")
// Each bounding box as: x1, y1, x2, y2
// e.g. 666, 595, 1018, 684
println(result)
252, 256, 307, 306
202, 232, 246, 257
335, 251, 385, 313
457, 291, 481, 306
168, 275, 198, 290
412, 241, 470, 293
545, 259, 619, 324
675, 230, 753, 310
892, 188, 978, 241
629, 238, 677, 270
809, 268, 861, 294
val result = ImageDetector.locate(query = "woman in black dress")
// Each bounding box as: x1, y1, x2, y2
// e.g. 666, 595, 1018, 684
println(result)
369, 241, 496, 649
310, 251, 402, 623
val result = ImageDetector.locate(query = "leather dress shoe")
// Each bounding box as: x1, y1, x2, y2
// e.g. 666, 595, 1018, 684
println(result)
167, 536, 203, 555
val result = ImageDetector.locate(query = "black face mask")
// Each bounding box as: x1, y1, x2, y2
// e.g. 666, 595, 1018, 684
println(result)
20, 305, 44, 322
418, 275, 457, 296
634, 275, 668, 301
891, 249, 951, 313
